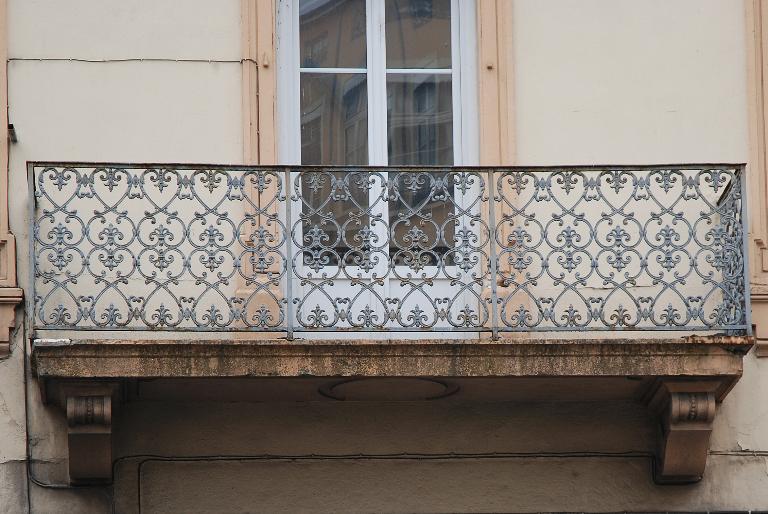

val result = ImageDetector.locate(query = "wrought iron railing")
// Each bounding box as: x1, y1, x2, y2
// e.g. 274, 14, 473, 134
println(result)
29, 162, 751, 338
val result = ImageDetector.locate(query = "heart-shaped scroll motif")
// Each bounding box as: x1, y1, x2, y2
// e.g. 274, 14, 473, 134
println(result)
188, 169, 239, 218
137, 168, 181, 216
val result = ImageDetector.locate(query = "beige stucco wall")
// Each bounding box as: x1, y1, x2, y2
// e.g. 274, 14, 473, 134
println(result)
8, 0, 241, 61
105, 397, 764, 513
1, 0, 244, 512
512, 0, 748, 165
508, 0, 749, 337
2, 0, 767, 513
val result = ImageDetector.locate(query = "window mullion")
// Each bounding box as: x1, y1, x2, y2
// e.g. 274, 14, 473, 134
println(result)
365, 0, 390, 288
367, 0, 388, 167
451, 0, 462, 167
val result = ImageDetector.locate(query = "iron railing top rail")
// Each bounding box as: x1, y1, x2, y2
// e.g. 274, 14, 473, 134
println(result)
27, 160, 748, 171
29, 162, 751, 337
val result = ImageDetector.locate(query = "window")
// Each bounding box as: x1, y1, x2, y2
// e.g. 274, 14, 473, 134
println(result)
277, 0, 477, 267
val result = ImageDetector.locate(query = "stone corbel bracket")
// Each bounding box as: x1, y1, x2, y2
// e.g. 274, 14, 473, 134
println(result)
48, 382, 120, 483
644, 380, 719, 484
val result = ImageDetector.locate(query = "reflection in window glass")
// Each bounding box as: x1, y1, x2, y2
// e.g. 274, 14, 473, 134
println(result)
387, 74, 454, 266
300, 170, 371, 267
300, 73, 370, 266
301, 73, 368, 165
296, 0, 461, 269
385, 0, 451, 69
387, 74, 452, 166
389, 171, 455, 266
300, 0, 367, 68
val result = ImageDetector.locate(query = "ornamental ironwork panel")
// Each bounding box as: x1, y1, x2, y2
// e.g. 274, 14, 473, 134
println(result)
29, 163, 750, 336
31, 165, 288, 331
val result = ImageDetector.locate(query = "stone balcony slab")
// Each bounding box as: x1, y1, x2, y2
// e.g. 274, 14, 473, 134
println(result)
31, 334, 753, 485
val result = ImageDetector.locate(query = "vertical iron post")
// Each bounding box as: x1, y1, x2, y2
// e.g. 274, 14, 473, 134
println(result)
487, 169, 500, 340
740, 165, 754, 336
284, 167, 294, 340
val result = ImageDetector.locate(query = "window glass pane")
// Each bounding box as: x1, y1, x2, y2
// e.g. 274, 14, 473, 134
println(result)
387, 74, 452, 165
301, 73, 368, 165
300, 73, 370, 267
385, 0, 451, 69
300, 0, 367, 68
389, 171, 455, 267
387, 74, 454, 266
300, 170, 372, 268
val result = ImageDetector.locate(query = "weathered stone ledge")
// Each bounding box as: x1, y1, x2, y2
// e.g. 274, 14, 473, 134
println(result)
32, 336, 753, 398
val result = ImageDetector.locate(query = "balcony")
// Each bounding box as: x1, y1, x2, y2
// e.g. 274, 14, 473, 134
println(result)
27, 162, 754, 483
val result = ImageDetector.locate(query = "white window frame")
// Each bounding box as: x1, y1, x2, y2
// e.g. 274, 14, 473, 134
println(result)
276, 0, 479, 167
